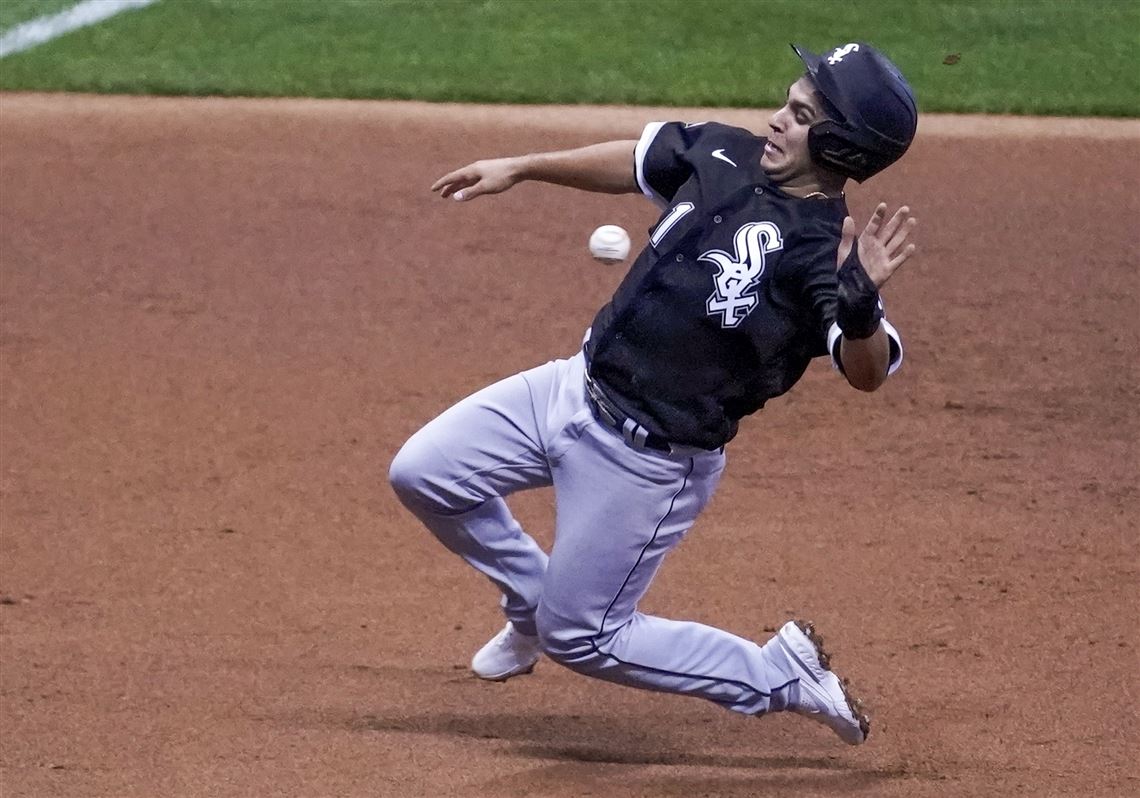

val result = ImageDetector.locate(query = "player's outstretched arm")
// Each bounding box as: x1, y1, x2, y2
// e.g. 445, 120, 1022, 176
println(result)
431, 140, 640, 202
835, 203, 918, 392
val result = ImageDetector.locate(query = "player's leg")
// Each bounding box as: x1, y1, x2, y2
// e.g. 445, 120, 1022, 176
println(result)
389, 356, 585, 637
536, 420, 803, 715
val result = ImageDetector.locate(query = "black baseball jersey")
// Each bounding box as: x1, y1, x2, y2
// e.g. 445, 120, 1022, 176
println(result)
585, 121, 902, 450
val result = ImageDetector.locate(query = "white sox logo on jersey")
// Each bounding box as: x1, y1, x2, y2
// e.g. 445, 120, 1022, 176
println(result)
700, 221, 784, 328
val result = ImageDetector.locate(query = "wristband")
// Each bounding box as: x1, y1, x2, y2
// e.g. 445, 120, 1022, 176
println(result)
836, 245, 883, 340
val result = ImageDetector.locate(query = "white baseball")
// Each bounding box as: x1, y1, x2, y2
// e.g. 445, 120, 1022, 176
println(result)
589, 225, 631, 264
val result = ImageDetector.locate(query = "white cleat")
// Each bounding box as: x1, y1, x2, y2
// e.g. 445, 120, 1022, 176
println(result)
775, 619, 870, 745
470, 622, 541, 681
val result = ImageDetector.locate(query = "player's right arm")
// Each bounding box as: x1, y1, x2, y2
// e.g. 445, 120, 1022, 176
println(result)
431, 140, 639, 201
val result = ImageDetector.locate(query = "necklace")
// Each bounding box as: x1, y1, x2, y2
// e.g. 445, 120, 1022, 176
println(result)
804, 190, 843, 200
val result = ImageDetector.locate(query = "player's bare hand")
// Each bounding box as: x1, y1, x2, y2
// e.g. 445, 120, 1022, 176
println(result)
431, 157, 522, 201
837, 203, 918, 288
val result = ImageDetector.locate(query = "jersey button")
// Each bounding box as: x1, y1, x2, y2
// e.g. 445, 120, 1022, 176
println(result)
713, 214, 723, 223
675, 254, 684, 262
754, 187, 764, 195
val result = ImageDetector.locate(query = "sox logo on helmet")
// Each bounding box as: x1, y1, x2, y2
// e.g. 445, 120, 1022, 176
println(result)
792, 42, 918, 182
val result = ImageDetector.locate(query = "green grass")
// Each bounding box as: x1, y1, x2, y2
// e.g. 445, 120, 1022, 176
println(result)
1, 0, 1137, 116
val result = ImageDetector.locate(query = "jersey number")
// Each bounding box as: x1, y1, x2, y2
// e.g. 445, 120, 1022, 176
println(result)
700, 221, 784, 328
650, 202, 695, 247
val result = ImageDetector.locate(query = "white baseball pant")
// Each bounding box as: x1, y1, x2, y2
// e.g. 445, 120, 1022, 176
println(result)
389, 349, 802, 713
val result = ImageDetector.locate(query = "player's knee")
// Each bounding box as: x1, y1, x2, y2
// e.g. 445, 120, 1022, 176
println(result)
388, 435, 437, 510
390, 432, 479, 517
534, 604, 602, 670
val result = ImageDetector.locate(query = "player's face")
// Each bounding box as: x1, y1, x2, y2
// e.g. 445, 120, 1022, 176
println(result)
761, 76, 825, 185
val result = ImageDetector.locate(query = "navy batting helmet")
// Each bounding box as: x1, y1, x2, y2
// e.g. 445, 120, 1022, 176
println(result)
791, 42, 918, 182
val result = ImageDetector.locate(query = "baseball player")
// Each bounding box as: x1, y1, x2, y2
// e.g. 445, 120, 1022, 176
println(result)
390, 43, 918, 745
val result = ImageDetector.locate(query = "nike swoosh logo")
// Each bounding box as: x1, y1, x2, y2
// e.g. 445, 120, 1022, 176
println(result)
711, 148, 737, 167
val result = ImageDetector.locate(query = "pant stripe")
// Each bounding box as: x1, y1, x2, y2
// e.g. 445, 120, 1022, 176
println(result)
585, 457, 777, 698
597, 458, 695, 637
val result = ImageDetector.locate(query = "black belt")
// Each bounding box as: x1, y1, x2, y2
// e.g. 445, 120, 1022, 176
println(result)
583, 371, 710, 456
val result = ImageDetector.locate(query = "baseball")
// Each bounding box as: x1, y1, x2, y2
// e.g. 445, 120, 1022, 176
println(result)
589, 225, 631, 264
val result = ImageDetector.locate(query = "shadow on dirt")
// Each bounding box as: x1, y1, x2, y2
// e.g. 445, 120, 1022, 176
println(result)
351, 710, 912, 779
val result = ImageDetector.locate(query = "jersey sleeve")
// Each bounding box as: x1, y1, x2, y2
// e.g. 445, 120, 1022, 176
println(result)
795, 232, 904, 376
634, 121, 710, 209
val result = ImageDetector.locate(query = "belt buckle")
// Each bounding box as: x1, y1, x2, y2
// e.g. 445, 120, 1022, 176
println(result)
585, 378, 616, 427
585, 373, 677, 455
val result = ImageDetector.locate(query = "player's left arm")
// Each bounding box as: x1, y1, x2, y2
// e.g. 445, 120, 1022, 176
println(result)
833, 203, 917, 392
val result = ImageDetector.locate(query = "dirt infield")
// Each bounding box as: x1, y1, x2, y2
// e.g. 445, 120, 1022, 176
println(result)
1, 94, 1137, 798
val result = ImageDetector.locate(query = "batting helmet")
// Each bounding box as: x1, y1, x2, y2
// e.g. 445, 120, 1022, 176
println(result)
791, 43, 918, 182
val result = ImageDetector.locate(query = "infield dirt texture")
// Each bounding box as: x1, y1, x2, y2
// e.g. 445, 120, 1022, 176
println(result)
1, 94, 1137, 797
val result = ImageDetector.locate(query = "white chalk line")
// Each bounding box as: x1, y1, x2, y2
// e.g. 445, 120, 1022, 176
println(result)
0, 0, 159, 58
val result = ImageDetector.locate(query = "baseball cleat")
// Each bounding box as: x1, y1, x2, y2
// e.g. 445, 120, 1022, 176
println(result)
471, 622, 541, 681
776, 619, 870, 745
